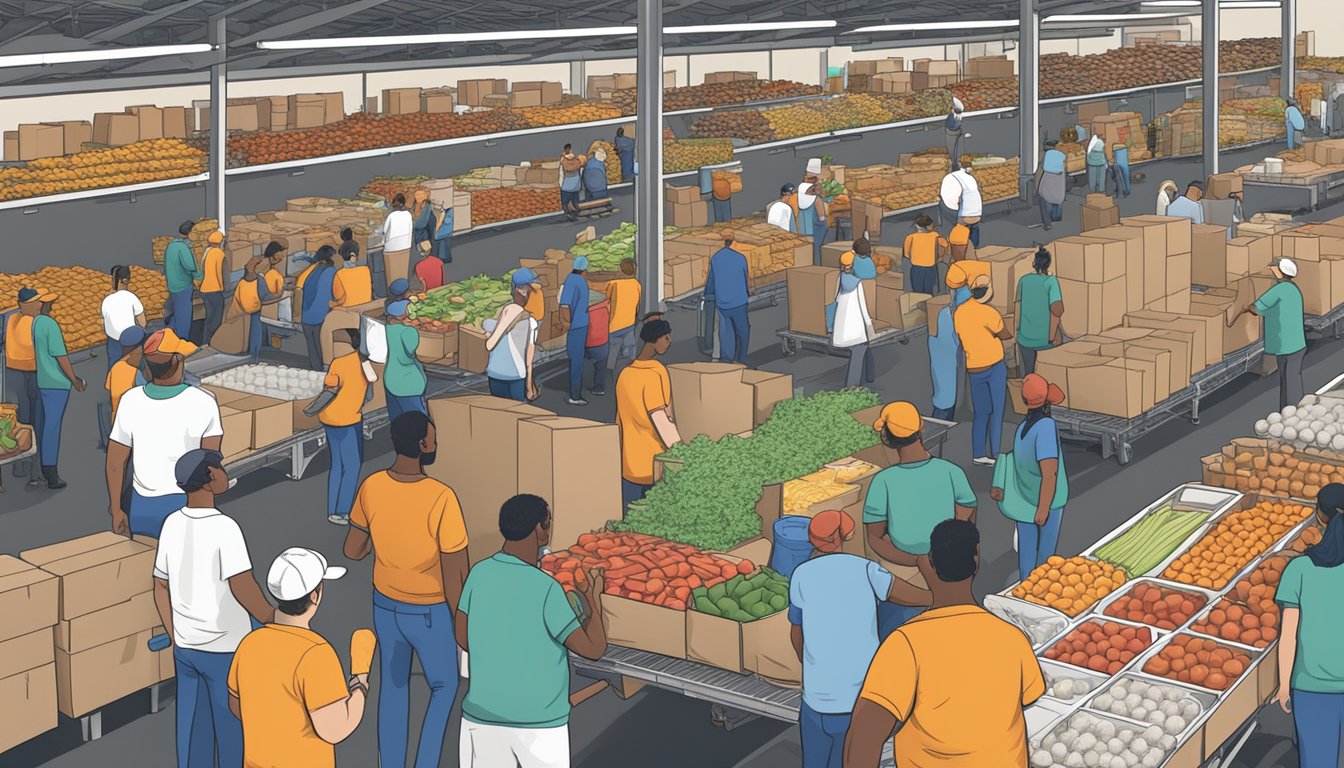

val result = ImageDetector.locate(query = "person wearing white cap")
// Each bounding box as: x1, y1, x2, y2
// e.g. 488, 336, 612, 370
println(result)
228, 548, 367, 768
1242, 258, 1307, 408
798, 161, 829, 264
944, 97, 970, 168
768, 184, 797, 233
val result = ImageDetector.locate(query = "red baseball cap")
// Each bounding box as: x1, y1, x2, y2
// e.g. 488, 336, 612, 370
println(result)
808, 510, 855, 552
1022, 373, 1065, 408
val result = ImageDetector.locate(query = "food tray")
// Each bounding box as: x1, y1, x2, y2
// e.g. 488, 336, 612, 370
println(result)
1153, 493, 1316, 595
1030, 708, 1181, 768
1041, 617, 1169, 677
1038, 659, 1108, 707
1085, 577, 1218, 630
1025, 698, 1074, 738
984, 594, 1072, 652
1080, 671, 1218, 744
1083, 484, 1242, 578
1128, 631, 1264, 699
1186, 595, 1279, 650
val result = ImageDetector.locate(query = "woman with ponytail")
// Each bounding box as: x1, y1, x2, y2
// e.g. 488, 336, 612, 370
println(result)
1273, 483, 1344, 767
99, 265, 145, 372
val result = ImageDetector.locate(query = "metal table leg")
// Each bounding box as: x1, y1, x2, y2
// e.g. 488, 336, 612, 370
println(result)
81, 710, 103, 742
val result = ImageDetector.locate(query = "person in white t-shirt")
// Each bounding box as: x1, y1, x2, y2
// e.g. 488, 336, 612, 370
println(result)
107, 328, 223, 539
382, 193, 415, 295
154, 449, 272, 768
939, 166, 984, 249
100, 264, 146, 372
767, 183, 797, 233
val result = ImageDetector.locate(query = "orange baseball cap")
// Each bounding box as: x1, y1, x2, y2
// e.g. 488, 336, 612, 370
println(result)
1022, 373, 1065, 408
840, 251, 855, 267
143, 328, 198, 358
808, 510, 855, 552
873, 401, 922, 438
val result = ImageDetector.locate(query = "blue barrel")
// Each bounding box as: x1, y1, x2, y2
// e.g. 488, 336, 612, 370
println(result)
770, 516, 814, 579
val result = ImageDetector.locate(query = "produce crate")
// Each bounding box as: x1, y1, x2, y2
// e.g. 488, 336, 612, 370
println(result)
1081, 484, 1242, 577
1030, 708, 1188, 768
1040, 616, 1169, 678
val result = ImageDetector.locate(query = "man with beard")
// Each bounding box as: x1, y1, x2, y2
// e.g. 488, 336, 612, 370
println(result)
343, 410, 468, 768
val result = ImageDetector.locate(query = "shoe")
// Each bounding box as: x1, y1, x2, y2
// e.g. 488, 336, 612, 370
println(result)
972, 457, 997, 467
567, 398, 590, 406
1043, 224, 1053, 231
327, 515, 349, 526
42, 466, 67, 490
591, 389, 606, 397
26, 475, 43, 488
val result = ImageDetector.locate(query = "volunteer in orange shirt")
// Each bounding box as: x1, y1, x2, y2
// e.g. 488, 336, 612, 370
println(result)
234, 242, 285, 361
105, 326, 146, 427
306, 328, 373, 525
605, 258, 642, 376
844, 519, 1044, 768
343, 411, 469, 768
199, 230, 228, 346
228, 548, 369, 768
954, 275, 1013, 466
3, 288, 43, 483
614, 315, 681, 512
331, 237, 373, 309
902, 215, 947, 295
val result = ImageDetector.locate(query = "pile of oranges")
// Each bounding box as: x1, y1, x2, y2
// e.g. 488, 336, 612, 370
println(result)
1143, 634, 1253, 691
1044, 620, 1153, 675
1190, 555, 1290, 649
1103, 583, 1207, 630
1012, 556, 1128, 617
0, 265, 167, 350
0, 139, 204, 201
1161, 501, 1311, 590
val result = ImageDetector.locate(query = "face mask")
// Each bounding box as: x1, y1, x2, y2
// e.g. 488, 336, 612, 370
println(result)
420, 451, 437, 467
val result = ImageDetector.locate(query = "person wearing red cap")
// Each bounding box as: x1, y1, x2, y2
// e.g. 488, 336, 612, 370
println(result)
991, 373, 1069, 579
789, 510, 930, 768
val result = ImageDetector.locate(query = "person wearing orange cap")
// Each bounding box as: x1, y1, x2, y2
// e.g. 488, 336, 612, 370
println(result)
29, 291, 85, 489
3, 287, 44, 484
863, 402, 976, 639
107, 328, 222, 538
789, 510, 930, 768
831, 251, 876, 388
954, 274, 1013, 466
846, 519, 1044, 768
991, 373, 1069, 579
199, 230, 228, 346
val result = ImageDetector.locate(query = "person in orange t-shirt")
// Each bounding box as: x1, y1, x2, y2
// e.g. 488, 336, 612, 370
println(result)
306, 329, 372, 525
4, 288, 42, 482
199, 230, 228, 346
331, 239, 373, 309
614, 315, 681, 511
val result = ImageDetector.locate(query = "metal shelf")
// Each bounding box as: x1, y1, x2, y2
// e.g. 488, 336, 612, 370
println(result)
0, 173, 209, 211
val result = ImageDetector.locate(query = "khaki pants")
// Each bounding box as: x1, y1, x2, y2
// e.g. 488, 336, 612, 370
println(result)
383, 248, 411, 292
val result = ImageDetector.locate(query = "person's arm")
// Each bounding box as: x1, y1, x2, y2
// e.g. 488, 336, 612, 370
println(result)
564, 570, 608, 661
559, 305, 572, 331
106, 440, 131, 534
995, 321, 1014, 342
790, 624, 803, 662
344, 525, 372, 560
955, 503, 976, 524
57, 354, 86, 391
1274, 607, 1299, 713
441, 550, 470, 614
887, 577, 932, 607
1048, 301, 1064, 345
228, 573, 275, 624
864, 521, 917, 567
454, 610, 469, 652
1036, 458, 1059, 527
845, 699, 899, 768
525, 320, 538, 400
310, 690, 366, 745
330, 273, 346, 308
229, 693, 242, 721
484, 305, 519, 352
651, 407, 682, 447
153, 577, 174, 641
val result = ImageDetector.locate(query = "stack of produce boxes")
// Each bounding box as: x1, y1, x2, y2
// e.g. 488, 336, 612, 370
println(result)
0, 555, 59, 752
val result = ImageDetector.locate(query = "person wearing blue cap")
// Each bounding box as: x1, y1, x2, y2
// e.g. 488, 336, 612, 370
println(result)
559, 257, 592, 406
705, 231, 751, 364
484, 271, 540, 402
387, 278, 411, 305
383, 300, 427, 420
99, 326, 147, 450
297, 246, 338, 370
2, 287, 44, 483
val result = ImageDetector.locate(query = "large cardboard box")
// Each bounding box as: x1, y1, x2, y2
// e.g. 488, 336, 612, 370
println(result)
3, 130, 17, 161
456, 325, 489, 374
1052, 236, 1126, 283
218, 405, 252, 461
665, 185, 700, 205
668, 363, 756, 442
1125, 345, 1173, 403
55, 591, 159, 654
665, 200, 709, 228
1093, 225, 1148, 312
0, 662, 57, 753
685, 609, 745, 672
126, 105, 164, 140
1190, 295, 1260, 353
1190, 224, 1229, 287
20, 533, 154, 621
225, 103, 260, 132
740, 370, 793, 426
1066, 358, 1147, 418
1276, 231, 1321, 262
161, 107, 190, 139
1117, 218, 1173, 304
0, 627, 54, 681
604, 595, 686, 658
18, 123, 63, 160
1059, 277, 1126, 337
56, 627, 172, 718
786, 266, 834, 336
741, 611, 802, 685
1207, 172, 1244, 200
1226, 236, 1270, 280
517, 417, 622, 551
1295, 258, 1334, 315
1125, 310, 1222, 368
231, 394, 294, 449
382, 88, 422, 115
319, 299, 382, 364
0, 555, 59, 644
92, 112, 139, 146
1166, 252, 1192, 295
1127, 215, 1192, 256
1035, 350, 1109, 404
1080, 195, 1120, 231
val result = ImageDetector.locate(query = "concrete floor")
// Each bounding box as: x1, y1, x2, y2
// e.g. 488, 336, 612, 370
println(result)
2, 135, 1338, 767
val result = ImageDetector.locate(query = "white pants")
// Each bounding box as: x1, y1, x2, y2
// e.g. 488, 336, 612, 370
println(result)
459, 720, 570, 768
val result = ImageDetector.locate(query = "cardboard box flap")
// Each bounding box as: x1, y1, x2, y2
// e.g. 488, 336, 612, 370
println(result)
21, 534, 149, 575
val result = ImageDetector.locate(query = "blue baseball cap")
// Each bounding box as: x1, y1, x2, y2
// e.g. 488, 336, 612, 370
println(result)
572, 256, 589, 272
175, 448, 224, 491
118, 326, 147, 348
388, 278, 410, 297
386, 300, 409, 318
17, 287, 39, 303
511, 268, 538, 287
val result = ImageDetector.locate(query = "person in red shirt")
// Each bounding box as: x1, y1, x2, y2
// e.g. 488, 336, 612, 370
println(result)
586, 299, 611, 396
413, 251, 445, 292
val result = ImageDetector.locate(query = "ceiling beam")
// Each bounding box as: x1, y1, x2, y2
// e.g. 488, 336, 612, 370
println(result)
87, 0, 210, 42
231, 0, 400, 47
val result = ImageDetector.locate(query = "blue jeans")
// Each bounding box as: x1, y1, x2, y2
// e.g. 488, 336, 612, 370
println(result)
622, 479, 650, 514
130, 490, 188, 538
36, 387, 69, 466
586, 343, 609, 392
1016, 507, 1064, 580
932, 406, 955, 421
609, 327, 637, 376
712, 197, 732, 223
561, 189, 581, 218
373, 592, 460, 768
488, 377, 526, 402
969, 361, 1007, 460
1293, 690, 1344, 768
567, 326, 588, 400
812, 225, 827, 265
174, 647, 242, 768
201, 292, 225, 347
910, 265, 938, 295
325, 423, 363, 519
878, 603, 926, 642
1287, 122, 1298, 150
106, 338, 124, 374
717, 304, 750, 364
168, 289, 193, 340
1087, 164, 1106, 193
800, 701, 851, 768
247, 312, 264, 361
968, 222, 981, 248
1114, 164, 1131, 196
386, 393, 427, 422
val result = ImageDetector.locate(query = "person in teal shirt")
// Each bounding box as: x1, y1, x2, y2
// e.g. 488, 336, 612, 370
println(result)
1243, 258, 1307, 408
862, 401, 976, 639
1015, 246, 1064, 376
382, 300, 427, 420
991, 373, 1068, 580
164, 220, 202, 341
31, 293, 86, 489
454, 494, 607, 766
1273, 483, 1344, 768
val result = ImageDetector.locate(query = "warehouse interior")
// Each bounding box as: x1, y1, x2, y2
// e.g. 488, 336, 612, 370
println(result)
3, 0, 1344, 766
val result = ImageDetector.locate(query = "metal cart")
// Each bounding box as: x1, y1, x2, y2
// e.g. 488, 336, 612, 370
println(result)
777, 323, 927, 357
1304, 301, 1344, 340
1052, 340, 1265, 465
667, 279, 787, 312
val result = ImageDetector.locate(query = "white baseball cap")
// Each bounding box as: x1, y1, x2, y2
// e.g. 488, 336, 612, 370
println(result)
1278, 258, 1299, 278
267, 547, 346, 601
805, 158, 822, 175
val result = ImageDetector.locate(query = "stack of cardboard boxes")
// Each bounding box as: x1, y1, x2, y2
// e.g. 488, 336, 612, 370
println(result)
965, 55, 1015, 80
18, 534, 171, 722
0, 556, 59, 752
845, 58, 905, 94
203, 385, 300, 463
912, 59, 960, 91
1091, 112, 1153, 163
665, 185, 708, 229
785, 265, 929, 338
457, 79, 509, 107
1081, 194, 1121, 232
1304, 138, 1344, 167
665, 363, 794, 442
194, 93, 343, 133
663, 221, 812, 299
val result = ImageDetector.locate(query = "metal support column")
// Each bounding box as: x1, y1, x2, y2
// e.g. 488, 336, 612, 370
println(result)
820, 49, 829, 89
1018, 0, 1040, 201
1203, 0, 1220, 176
361, 72, 368, 112
207, 16, 227, 224
637, 0, 665, 315
768, 51, 773, 82
1281, 0, 1296, 102
571, 59, 587, 98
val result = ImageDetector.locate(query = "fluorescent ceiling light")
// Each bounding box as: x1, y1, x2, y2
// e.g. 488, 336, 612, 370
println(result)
258, 27, 636, 50
1143, 0, 1281, 6
1045, 12, 1189, 21
666, 20, 837, 34
0, 43, 212, 68
1219, 1, 1282, 6
847, 20, 1019, 34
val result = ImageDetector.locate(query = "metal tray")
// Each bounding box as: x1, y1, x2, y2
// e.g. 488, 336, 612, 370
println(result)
1084, 576, 1219, 630
984, 594, 1073, 652
1126, 630, 1265, 701
1030, 708, 1180, 766
1038, 659, 1108, 707
1039, 616, 1170, 677
1152, 493, 1315, 595
1025, 698, 1074, 739
1080, 671, 1219, 743
1084, 484, 1242, 578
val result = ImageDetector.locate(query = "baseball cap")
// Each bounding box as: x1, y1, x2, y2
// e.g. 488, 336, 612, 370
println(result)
572, 256, 589, 272
1277, 258, 1299, 278
388, 278, 410, 297
17, 287, 39, 303
780, 183, 796, 195
175, 448, 224, 491
1022, 373, 1066, 408
512, 267, 538, 287
143, 328, 198, 358
808, 510, 855, 552
839, 251, 855, 267
720, 229, 736, 242
873, 401, 922, 438
386, 300, 409, 318
267, 548, 346, 602
118, 326, 147, 348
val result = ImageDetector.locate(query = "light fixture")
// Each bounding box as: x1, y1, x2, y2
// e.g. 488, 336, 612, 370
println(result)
666, 20, 837, 34
1044, 12, 1190, 21
257, 27, 637, 50
0, 43, 213, 69
847, 20, 1019, 34
1142, 0, 1281, 6
1219, 1, 1282, 6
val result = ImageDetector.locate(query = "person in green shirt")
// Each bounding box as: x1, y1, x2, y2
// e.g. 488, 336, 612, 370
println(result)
382, 301, 427, 420
164, 220, 203, 341
454, 494, 607, 767
862, 401, 976, 639
1242, 257, 1307, 409
1015, 246, 1064, 376
1273, 483, 1344, 768
31, 293, 86, 489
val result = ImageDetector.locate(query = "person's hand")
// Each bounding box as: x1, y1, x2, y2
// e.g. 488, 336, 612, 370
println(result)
110, 504, 129, 536
990, 487, 1005, 502
1272, 686, 1292, 714
73, 377, 86, 393
580, 568, 605, 606
352, 673, 370, 688
1034, 507, 1051, 527
1050, 329, 1063, 346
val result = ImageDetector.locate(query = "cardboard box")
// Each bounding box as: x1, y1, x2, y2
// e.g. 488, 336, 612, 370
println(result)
161, 107, 190, 139
55, 591, 158, 654
20, 533, 155, 621
1207, 172, 1244, 200
668, 363, 756, 442
1277, 231, 1321, 262
1065, 358, 1147, 418
1190, 224, 1229, 287
0, 555, 59, 643
1052, 236, 1126, 283
92, 112, 139, 146
0, 627, 54, 681
1080, 195, 1120, 231
126, 105, 163, 140
1190, 294, 1260, 353
1125, 310, 1221, 368
1127, 215, 1192, 256
217, 404, 253, 462
1092, 225, 1148, 312
1167, 251, 1192, 295
665, 185, 700, 205
56, 627, 172, 718
1296, 258, 1334, 315
1226, 236, 1270, 280
3, 130, 17, 161
0, 662, 57, 753
685, 610, 745, 673
1126, 345, 1173, 403
603, 595, 686, 658
231, 394, 294, 449
422, 90, 456, 114
319, 299, 383, 364
741, 611, 801, 685
456, 325, 489, 374
786, 266, 835, 336
517, 417, 622, 551
1118, 217, 1174, 304
665, 200, 709, 228
740, 370, 793, 426
1059, 277, 1126, 337
44, 121, 91, 156
382, 88, 422, 115
1165, 288, 1192, 314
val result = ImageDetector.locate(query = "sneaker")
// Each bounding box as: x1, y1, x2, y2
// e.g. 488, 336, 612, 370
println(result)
973, 456, 997, 467
591, 389, 606, 397
567, 398, 589, 407
327, 515, 349, 526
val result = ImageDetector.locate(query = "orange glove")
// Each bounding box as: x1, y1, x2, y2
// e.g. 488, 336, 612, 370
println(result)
350, 628, 377, 677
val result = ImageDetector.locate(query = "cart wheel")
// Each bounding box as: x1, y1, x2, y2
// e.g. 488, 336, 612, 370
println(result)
1190, 417, 1201, 426
780, 337, 796, 356
898, 337, 909, 345
1117, 442, 1134, 466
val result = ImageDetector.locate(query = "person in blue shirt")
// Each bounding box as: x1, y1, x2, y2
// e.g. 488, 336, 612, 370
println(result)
789, 509, 931, 768
1034, 139, 1067, 231
991, 373, 1068, 580
299, 246, 338, 371
164, 220, 202, 341
928, 286, 970, 420
1165, 181, 1206, 225
1109, 144, 1131, 198
1286, 98, 1307, 150
431, 204, 454, 267
583, 148, 610, 201
614, 128, 636, 182
704, 231, 751, 365
559, 257, 592, 406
